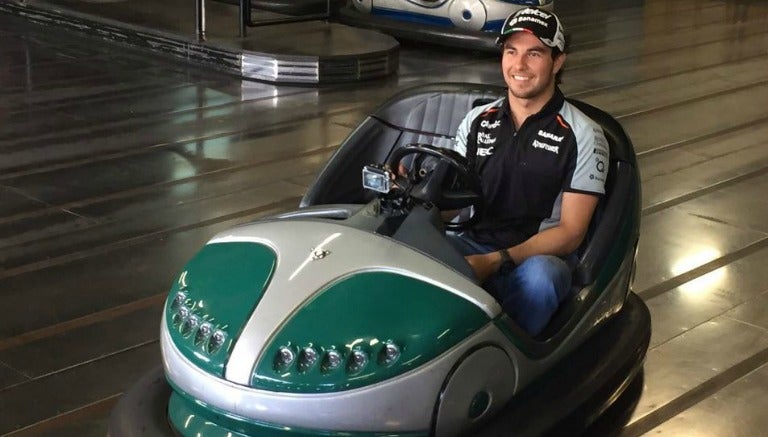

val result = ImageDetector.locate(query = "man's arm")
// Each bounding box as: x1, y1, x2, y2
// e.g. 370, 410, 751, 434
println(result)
465, 192, 599, 282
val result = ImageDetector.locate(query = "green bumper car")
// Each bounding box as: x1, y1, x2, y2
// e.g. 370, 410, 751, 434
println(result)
108, 83, 650, 437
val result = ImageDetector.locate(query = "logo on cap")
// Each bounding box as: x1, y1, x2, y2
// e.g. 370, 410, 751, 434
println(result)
497, 7, 565, 52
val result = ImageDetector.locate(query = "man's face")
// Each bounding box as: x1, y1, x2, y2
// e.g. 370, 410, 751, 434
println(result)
501, 32, 565, 101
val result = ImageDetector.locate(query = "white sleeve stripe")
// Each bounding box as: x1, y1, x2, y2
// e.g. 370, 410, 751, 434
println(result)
559, 102, 610, 194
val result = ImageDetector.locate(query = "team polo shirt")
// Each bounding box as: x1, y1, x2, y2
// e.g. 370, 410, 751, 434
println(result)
450, 88, 609, 248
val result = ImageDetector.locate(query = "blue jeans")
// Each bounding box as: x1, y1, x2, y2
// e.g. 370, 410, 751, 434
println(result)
448, 233, 573, 336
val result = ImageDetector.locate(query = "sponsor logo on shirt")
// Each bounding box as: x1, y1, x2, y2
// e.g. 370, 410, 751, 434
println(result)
593, 147, 608, 158
595, 158, 605, 173
477, 147, 495, 156
590, 156, 606, 182
477, 132, 497, 145
532, 139, 559, 154
481, 119, 502, 129
589, 172, 606, 182
537, 130, 564, 142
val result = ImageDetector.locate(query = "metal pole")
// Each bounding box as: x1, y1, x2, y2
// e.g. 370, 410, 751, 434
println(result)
239, 0, 248, 37
196, 0, 206, 41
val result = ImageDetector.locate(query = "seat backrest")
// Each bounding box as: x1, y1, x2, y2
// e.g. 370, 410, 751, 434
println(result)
566, 99, 640, 286
532, 99, 640, 341
300, 83, 505, 207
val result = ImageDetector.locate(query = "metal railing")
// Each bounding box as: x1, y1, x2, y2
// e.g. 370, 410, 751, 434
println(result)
196, 0, 207, 41
195, 0, 334, 41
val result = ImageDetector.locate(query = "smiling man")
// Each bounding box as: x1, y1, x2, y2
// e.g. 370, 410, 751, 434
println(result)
447, 8, 610, 336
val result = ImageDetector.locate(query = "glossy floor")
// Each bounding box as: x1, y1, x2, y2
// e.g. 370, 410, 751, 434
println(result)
1, 0, 767, 435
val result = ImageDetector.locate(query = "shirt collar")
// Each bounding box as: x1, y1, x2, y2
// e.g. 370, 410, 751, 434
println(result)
501, 87, 565, 124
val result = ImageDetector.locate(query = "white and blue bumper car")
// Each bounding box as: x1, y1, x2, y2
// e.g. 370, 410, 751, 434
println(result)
108, 83, 650, 437
336, 0, 554, 50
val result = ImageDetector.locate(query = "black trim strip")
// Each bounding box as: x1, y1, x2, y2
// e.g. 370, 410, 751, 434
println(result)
615, 79, 768, 120
568, 22, 768, 72
637, 115, 768, 158
569, 53, 768, 99
642, 165, 768, 216
5, 394, 121, 436
0, 196, 301, 280
622, 345, 768, 436
0, 294, 165, 352
565, 1, 726, 33
637, 237, 768, 301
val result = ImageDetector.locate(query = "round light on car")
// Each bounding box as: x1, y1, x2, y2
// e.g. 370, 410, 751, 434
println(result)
173, 305, 191, 327
378, 342, 401, 366
170, 291, 187, 311
275, 346, 296, 370
321, 349, 342, 372
194, 322, 213, 346
181, 314, 200, 338
298, 347, 319, 371
207, 329, 227, 354
347, 350, 368, 374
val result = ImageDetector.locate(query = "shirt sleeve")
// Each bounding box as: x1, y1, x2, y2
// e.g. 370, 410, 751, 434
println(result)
450, 111, 471, 157
568, 118, 609, 195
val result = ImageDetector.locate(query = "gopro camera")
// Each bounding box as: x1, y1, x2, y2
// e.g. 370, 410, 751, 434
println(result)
362, 165, 393, 194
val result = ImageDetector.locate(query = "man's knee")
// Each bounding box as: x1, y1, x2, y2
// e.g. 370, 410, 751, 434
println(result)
503, 255, 572, 335
516, 255, 572, 300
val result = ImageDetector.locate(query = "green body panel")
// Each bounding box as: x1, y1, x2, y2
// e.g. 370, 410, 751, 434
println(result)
166, 242, 276, 377
252, 271, 489, 393
168, 389, 428, 437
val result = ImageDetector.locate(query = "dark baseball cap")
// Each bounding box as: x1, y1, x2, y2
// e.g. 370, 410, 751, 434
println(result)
496, 7, 566, 52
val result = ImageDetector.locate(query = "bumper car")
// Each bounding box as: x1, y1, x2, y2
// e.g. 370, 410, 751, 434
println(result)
108, 83, 650, 437
335, 0, 554, 51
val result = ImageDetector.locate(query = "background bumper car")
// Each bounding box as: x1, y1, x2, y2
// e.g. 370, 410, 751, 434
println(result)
108, 83, 650, 437
336, 0, 554, 51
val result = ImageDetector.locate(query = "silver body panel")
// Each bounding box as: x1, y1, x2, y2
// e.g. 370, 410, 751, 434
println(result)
212, 219, 500, 383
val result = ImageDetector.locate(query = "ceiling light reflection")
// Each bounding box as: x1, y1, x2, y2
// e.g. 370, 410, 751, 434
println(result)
671, 248, 726, 297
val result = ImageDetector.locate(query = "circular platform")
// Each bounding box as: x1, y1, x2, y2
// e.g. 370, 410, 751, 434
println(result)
212, 0, 344, 16
231, 21, 399, 83
0, 0, 399, 84
250, 0, 345, 16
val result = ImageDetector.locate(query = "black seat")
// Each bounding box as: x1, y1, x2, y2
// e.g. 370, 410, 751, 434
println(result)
301, 83, 504, 207
533, 99, 641, 341
301, 84, 640, 342
568, 99, 641, 286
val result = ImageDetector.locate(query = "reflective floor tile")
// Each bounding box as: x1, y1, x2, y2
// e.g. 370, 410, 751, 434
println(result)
641, 361, 768, 437
679, 175, 768, 234
724, 290, 768, 331
629, 317, 768, 424
634, 207, 765, 294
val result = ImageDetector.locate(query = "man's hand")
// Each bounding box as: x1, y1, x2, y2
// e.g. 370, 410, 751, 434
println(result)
397, 162, 409, 177
465, 252, 502, 282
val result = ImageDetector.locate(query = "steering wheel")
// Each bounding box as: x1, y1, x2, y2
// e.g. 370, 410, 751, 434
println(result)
385, 144, 484, 231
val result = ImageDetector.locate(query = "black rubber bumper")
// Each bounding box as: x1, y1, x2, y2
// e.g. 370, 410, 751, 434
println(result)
107, 366, 172, 437
474, 292, 652, 436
